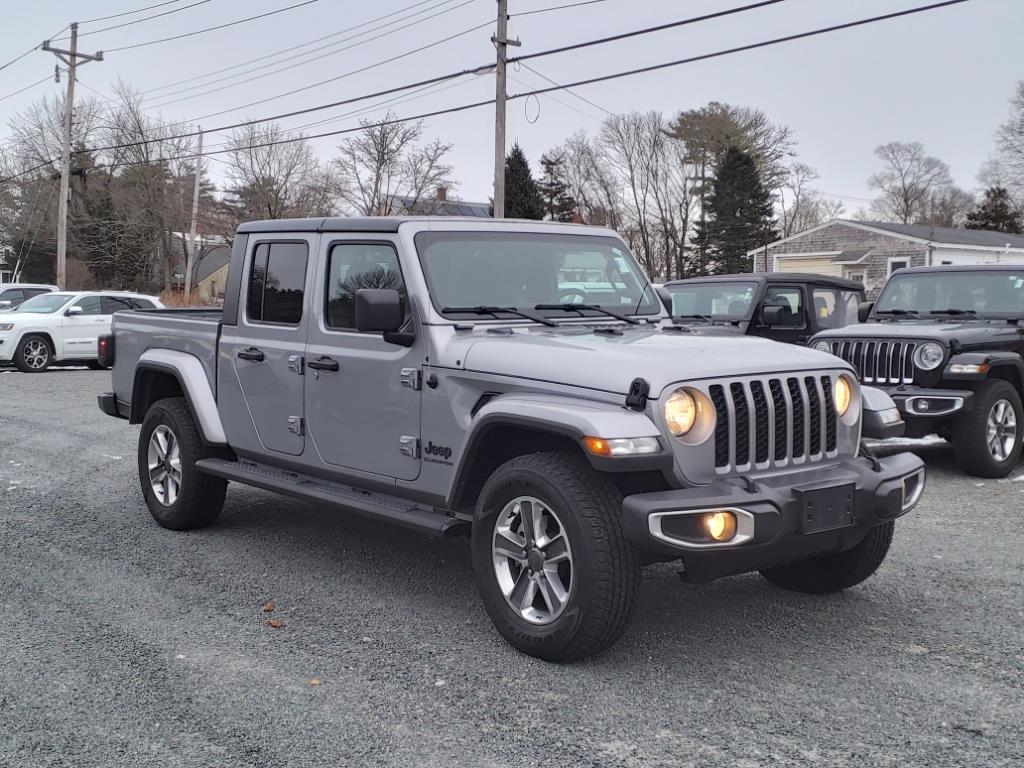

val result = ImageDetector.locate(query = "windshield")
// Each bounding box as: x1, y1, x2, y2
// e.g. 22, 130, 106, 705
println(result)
414, 231, 661, 318
665, 281, 757, 320
875, 271, 1024, 318
13, 293, 74, 314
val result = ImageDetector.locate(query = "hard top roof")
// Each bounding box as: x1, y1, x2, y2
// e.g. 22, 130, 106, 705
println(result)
664, 272, 864, 291
235, 216, 603, 234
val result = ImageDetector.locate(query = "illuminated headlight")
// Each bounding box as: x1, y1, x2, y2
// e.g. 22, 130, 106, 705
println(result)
582, 436, 660, 457
913, 342, 944, 370
664, 388, 697, 436
834, 375, 854, 417
0, 323, 14, 332
812, 340, 832, 353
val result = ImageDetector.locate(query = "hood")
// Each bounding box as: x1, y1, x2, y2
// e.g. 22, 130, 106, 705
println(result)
815, 319, 1020, 348
444, 324, 842, 396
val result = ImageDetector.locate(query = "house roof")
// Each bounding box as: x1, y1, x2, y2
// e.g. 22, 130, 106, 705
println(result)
854, 221, 1024, 249
195, 245, 231, 283
831, 248, 872, 264
391, 195, 491, 218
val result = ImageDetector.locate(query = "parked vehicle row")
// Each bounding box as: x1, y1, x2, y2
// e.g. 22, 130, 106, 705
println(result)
97, 217, 925, 661
0, 290, 162, 372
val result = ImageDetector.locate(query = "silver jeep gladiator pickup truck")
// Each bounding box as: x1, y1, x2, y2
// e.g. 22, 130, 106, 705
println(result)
98, 216, 925, 661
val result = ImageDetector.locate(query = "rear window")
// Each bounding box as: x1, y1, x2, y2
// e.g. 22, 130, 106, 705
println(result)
247, 242, 309, 325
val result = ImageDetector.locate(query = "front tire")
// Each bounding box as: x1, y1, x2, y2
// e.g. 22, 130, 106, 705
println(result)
138, 397, 227, 530
472, 452, 641, 661
952, 379, 1023, 478
14, 334, 52, 373
760, 521, 894, 594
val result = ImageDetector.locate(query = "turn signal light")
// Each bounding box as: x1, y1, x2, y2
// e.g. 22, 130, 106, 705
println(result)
582, 436, 660, 457
704, 510, 738, 542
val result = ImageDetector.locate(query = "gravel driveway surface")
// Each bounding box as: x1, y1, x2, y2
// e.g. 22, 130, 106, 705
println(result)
1, 369, 1021, 767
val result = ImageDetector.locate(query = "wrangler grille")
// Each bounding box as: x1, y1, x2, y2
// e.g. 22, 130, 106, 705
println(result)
709, 374, 839, 474
828, 339, 916, 384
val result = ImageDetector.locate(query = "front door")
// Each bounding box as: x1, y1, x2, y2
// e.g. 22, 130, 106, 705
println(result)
60, 295, 109, 358
753, 284, 810, 345
220, 237, 312, 457
304, 237, 422, 481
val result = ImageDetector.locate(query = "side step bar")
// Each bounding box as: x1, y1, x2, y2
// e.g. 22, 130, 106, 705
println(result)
195, 458, 468, 538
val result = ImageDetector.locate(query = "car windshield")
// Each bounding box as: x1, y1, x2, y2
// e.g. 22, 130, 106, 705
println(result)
13, 292, 74, 314
875, 271, 1024, 318
414, 231, 661, 318
664, 281, 757, 320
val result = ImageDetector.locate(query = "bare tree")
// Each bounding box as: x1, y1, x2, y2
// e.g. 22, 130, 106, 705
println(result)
778, 163, 844, 236
918, 186, 976, 228
986, 80, 1024, 207
869, 141, 953, 223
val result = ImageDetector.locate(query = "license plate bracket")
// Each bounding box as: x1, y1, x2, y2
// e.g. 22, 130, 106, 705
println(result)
796, 482, 856, 534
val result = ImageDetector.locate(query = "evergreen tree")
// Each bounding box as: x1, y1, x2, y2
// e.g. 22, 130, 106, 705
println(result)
693, 146, 778, 274
966, 186, 1022, 234
503, 143, 544, 219
537, 152, 577, 222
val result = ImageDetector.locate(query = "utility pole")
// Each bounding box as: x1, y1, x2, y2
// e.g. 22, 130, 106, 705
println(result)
42, 23, 102, 289
184, 129, 204, 298
491, 0, 520, 219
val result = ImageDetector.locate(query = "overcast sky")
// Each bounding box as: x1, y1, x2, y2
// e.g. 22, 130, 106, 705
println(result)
0, 0, 1018, 212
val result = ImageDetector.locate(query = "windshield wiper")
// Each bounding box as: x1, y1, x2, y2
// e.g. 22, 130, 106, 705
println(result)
441, 305, 559, 327
929, 308, 978, 317
672, 313, 713, 322
534, 303, 643, 325
874, 308, 920, 318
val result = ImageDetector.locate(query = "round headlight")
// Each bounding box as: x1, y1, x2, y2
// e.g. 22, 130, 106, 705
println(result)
834, 375, 853, 417
914, 342, 944, 371
812, 340, 832, 353
664, 388, 697, 437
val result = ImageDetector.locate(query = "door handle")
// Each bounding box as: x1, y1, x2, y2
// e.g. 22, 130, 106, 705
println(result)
237, 347, 265, 362
307, 356, 339, 372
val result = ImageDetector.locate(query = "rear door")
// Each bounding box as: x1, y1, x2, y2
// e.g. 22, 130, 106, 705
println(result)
60, 295, 109, 358
219, 236, 313, 457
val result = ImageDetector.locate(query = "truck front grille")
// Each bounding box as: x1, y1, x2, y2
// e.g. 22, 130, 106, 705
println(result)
709, 374, 838, 474
827, 339, 916, 384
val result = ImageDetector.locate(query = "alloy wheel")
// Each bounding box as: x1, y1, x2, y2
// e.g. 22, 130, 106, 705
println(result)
147, 425, 183, 506
986, 398, 1018, 462
22, 339, 49, 370
491, 495, 573, 624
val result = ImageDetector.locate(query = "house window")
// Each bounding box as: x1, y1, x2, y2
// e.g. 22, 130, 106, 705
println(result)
888, 259, 909, 276
846, 271, 865, 285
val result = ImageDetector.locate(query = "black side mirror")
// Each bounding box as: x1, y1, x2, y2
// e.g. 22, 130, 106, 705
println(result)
354, 288, 405, 334
654, 285, 672, 313
857, 301, 875, 323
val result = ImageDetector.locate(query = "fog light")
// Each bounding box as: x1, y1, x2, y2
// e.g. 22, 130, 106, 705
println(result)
704, 511, 737, 542
917, 399, 930, 412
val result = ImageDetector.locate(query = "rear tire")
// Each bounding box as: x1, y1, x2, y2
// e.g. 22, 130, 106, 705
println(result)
14, 334, 52, 373
138, 397, 227, 530
760, 521, 895, 594
952, 379, 1023, 478
472, 451, 641, 661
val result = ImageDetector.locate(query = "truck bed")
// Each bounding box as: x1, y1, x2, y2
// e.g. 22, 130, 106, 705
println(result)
110, 308, 223, 406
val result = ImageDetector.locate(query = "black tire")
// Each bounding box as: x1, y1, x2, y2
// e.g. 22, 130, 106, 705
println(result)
14, 334, 52, 373
760, 521, 894, 594
87, 360, 110, 371
138, 397, 227, 530
471, 451, 641, 661
952, 379, 1023, 478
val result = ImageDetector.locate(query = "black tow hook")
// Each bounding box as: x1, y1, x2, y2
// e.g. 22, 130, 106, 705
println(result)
859, 442, 883, 472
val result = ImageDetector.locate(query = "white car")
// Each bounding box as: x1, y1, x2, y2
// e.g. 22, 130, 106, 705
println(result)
0, 290, 163, 372
0, 283, 58, 312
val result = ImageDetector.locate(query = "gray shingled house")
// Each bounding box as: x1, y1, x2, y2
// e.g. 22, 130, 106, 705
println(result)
751, 220, 1024, 297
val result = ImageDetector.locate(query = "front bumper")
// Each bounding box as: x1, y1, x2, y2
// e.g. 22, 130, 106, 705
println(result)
98, 391, 129, 419
622, 451, 925, 581
886, 386, 973, 419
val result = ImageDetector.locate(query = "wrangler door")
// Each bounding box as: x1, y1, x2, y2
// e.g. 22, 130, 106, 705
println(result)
304, 237, 422, 481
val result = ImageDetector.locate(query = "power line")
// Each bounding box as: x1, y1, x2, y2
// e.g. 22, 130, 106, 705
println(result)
145, 0, 478, 108
137, 0, 445, 96
106, 0, 322, 53
0, 75, 54, 104
0, 47, 39, 74
80, 0, 189, 25
73, 0, 215, 39
512, 0, 609, 17
2, 0, 972, 181
518, 62, 612, 116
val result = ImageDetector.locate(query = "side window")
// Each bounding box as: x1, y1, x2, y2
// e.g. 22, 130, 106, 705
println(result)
247, 242, 309, 326
130, 298, 157, 309
325, 242, 406, 331
102, 295, 136, 314
0, 289, 25, 303
26, 289, 50, 299
763, 286, 805, 327
72, 296, 104, 315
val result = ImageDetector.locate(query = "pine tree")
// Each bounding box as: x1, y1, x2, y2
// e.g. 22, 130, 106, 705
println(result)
692, 146, 778, 274
537, 152, 577, 222
966, 186, 1022, 234
503, 143, 544, 220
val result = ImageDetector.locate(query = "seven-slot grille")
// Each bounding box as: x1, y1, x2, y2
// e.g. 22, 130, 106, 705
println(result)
826, 339, 916, 384
708, 374, 838, 474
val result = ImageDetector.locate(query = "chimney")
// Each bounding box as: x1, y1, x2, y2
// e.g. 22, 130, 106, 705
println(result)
436, 186, 448, 202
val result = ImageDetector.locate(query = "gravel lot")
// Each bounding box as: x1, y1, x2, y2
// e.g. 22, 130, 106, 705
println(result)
1, 369, 1021, 767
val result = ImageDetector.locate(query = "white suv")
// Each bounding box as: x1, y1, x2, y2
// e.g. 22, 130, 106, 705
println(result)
0, 290, 163, 372
0, 283, 57, 311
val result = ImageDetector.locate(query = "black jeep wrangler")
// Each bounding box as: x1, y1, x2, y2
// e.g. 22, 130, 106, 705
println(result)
811, 264, 1024, 477
657, 273, 864, 345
